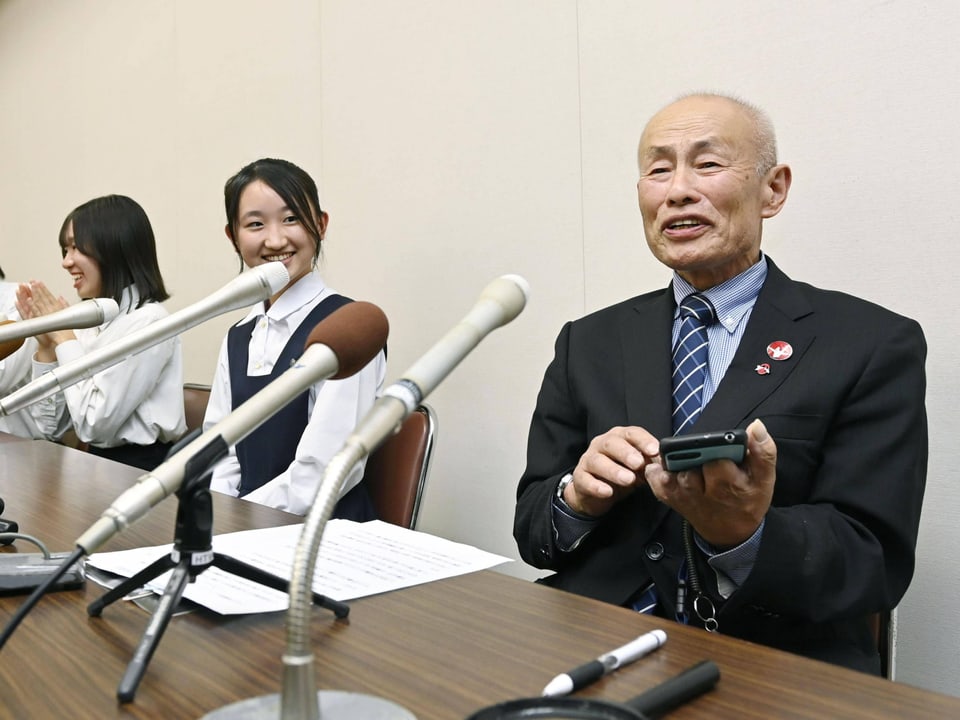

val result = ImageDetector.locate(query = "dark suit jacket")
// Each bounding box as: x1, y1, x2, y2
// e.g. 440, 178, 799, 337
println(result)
514, 258, 927, 673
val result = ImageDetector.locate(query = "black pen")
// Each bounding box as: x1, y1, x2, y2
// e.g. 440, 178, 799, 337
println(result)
542, 628, 667, 697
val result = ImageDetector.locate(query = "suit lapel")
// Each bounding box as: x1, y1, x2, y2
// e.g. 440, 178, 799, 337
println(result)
612, 260, 815, 550
620, 289, 675, 439
698, 260, 816, 430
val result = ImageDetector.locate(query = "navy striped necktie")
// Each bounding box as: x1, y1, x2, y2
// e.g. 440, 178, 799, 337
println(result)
631, 293, 717, 616
672, 293, 716, 435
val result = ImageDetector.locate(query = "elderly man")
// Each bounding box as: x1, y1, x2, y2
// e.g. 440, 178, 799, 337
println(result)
514, 93, 927, 674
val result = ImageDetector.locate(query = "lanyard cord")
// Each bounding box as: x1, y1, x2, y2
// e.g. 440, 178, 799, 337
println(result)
681, 519, 719, 632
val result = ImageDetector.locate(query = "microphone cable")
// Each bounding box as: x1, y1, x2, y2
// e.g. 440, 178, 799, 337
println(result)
0, 546, 85, 650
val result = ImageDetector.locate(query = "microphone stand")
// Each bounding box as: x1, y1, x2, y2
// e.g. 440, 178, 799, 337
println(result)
202, 420, 415, 719
202, 275, 529, 718
88, 437, 350, 705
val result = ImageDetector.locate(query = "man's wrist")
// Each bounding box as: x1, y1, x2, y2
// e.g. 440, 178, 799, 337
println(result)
552, 474, 599, 552
553, 474, 596, 521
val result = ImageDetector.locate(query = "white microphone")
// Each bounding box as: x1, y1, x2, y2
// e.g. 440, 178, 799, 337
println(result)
201, 275, 530, 720
75, 300, 389, 555
348, 273, 529, 454
0, 263, 289, 417
0, 297, 120, 344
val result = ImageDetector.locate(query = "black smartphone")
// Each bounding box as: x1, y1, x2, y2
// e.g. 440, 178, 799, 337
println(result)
659, 429, 747, 472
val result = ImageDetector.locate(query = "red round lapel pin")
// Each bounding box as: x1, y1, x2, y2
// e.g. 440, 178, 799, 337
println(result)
755, 363, 771, 375
766, 340, 793, 361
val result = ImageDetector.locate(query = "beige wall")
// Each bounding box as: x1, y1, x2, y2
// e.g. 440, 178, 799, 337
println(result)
1, 0, 957, 697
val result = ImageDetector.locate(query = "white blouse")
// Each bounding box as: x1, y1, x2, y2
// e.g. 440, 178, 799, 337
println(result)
27, 286, 186, 447
0, 282, 48, 439
205, 272, 386, 515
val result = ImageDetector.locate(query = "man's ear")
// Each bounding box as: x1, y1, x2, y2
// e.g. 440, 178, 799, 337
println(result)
761, 164, 792, 219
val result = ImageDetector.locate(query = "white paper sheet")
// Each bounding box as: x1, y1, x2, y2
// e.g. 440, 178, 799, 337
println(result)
86, 520, 511, 615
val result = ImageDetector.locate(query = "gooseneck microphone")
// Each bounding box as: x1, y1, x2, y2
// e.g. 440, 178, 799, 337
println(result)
0, 263, 288, 416
336, 273, 530, 459
75, 300, 389, 555
202, 274, 530, 720
0, 300, 388, 654
0, 298, 120, 360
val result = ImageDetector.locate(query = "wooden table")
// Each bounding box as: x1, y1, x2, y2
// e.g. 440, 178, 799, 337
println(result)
1, 435, 958, 719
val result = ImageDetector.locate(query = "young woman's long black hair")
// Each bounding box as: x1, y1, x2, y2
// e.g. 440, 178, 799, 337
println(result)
59, 195, 169, 308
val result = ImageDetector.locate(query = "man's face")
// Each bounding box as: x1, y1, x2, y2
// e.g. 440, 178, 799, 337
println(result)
636, 96, 788, 289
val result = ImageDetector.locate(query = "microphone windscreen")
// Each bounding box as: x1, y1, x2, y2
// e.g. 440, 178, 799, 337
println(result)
482, 274, 530, 326
0, 321, 24, 361
256, 261, 291, 295
89, 297, 121, 323
306, 301, 388, 379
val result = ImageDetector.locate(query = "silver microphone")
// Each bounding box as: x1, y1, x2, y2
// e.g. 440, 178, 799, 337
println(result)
75, 300, 389, 555
0, 297, 120, 344
0, 298, 386, 659
345, 273, 530, 454
0, 263, 289, 417
201, 274, 530, 720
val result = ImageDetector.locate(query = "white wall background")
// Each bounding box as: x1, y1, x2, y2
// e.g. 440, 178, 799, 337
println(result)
1, 0, 956, 698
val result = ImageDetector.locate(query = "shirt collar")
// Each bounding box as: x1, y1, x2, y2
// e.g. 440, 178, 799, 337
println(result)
237, 271, 327, 326
672, 253, 768, 333
117, 285, 140, 315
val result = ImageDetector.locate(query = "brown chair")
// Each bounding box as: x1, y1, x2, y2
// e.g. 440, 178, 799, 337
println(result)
869, 609, 894, 679
362, 404, 436, 529
182, 382, 212, 435
61, 383, 212, 453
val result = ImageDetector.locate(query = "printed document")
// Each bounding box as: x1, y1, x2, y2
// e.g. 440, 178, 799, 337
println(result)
86, 520, 511, 615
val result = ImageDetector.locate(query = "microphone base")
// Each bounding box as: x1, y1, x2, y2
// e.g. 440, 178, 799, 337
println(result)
200, 691, 416, 719
0, 551, 86, 594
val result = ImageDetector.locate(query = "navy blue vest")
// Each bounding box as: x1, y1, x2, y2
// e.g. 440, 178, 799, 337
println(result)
228, 294, 376, 520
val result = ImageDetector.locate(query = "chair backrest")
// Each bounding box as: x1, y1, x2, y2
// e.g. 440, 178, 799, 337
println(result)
363, 404, 436, 529
183, 383, 212, 435
869, 609, 894, 679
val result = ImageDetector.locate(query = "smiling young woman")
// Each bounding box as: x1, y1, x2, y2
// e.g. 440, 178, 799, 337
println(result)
202, 158, 387, 519
0, 195, 186, 469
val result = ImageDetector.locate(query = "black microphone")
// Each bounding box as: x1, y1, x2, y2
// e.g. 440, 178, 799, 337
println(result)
0, 263, 289, 416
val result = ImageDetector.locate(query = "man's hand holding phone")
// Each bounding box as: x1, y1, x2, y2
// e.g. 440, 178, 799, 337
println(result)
646, 419, 778, 548
659, 429, 747, 472
564, 426, 661, 517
